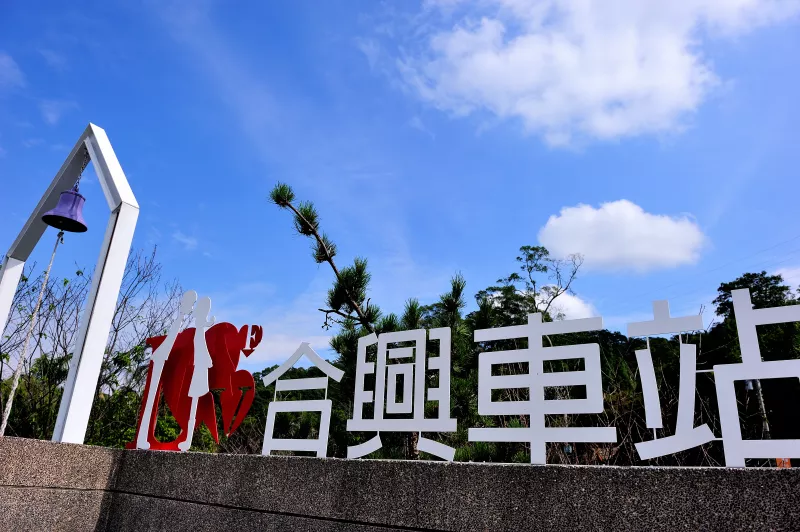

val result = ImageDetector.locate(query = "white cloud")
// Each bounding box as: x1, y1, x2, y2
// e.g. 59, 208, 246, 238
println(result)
171, 230, 198, 251
545, 290, 597, 319
0, 52, 25, 88
538, 199, 706, 272
776, 266, 800, 289
393, 0, 800, 144
39, 100, 77, 125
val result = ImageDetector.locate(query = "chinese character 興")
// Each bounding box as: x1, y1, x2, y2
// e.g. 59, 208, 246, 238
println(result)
347, 328, 457, 461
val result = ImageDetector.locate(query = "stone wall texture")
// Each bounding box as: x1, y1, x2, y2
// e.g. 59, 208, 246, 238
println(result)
1, 437, 799, 531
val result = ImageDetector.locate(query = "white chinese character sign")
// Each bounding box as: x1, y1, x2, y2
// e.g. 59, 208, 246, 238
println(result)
261, 342, 343, 458
714, 289, 800, 467
126, 288, 800, 467
627, 301, 715, 460
8, 125, 796, 471
470, 313, 616, 464
347, 328, 456, 461
626, 292, 800, 467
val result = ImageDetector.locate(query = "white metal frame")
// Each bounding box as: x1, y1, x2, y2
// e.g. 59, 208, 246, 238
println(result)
0, 123, 139, 444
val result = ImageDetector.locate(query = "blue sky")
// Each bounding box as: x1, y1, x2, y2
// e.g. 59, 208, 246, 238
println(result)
1, 1, 799, 370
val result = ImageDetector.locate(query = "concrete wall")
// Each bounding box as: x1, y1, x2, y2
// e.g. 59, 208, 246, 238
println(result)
1, 437, 799, 531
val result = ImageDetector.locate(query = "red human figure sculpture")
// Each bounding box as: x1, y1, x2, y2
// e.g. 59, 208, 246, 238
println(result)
127, 323, 262, 450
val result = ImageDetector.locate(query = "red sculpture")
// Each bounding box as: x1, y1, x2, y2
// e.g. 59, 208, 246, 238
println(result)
127, 323, 262, 450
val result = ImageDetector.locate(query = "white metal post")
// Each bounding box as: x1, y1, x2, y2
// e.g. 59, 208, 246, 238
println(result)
0, 257, 25, 343
52, 203, 138, 442
0, 123, 139, 445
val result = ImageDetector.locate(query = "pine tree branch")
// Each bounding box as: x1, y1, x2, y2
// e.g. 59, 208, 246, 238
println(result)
318, 308, 356, 329
284, 201, 375, 333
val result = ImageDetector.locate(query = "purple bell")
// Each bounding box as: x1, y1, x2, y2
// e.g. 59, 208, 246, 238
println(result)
42, 189, 88, 233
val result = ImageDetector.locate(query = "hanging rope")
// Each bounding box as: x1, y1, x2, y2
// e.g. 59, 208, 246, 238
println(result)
0, 230, 65, 436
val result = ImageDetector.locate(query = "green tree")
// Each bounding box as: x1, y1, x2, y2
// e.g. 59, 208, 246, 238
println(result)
0, 247, 183, 448
713, 271, 794, 321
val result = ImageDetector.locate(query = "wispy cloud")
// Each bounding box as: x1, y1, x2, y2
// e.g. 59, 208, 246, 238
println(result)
776, 266, 800, 290
38, 49, 68, 71
22, 138, 44, 148
212, 230, 458, 369
366, 219, 459, 316
356, 37, 381, 71
171, 230, 198, 251
151, 0, 461, 335
210, 278, 333, 368
151, 1, 283, 165
408, 115, 434, 138
39, 99, 78, 125
152, 1, 385, 182
0, 52, 25, 89
146, 226, 163, 246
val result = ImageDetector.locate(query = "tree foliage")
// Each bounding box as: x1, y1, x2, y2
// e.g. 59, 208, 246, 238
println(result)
0, 247, 187, 448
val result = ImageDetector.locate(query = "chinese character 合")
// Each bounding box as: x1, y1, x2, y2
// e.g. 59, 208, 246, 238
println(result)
261, 342, 344, 458
469, 313, 617, 464
346, 328, 457, 461
627, 300, 715, 461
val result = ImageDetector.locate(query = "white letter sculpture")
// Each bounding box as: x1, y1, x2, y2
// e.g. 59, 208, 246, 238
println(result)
628, 300, 715, 460
135, 290, 198, 450
178, 296, 215, 451
469, 313, 617, 464
261, 343, 344, 458
347, 328, 457, 461
713, 289, 800, 466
